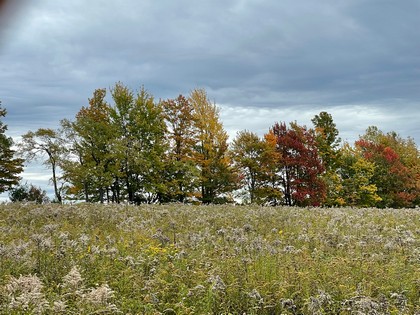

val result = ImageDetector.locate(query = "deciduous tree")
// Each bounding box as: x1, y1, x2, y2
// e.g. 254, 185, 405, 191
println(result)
161, 95, 198, 202
189, 88, 237, 203
271, 122, 325, 206
339, 143, 381, 207
230, 130, 280, 204
9, 182, 48, 204
109, 83, 168, 204
19, 128, 64, 203
356, 126, 419, 207
62, 88, 118, 203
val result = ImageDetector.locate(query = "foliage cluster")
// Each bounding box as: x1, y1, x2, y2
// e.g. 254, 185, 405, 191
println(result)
1, 84, 419, 206
0, 203, 419, 314
8, 182, 49, 204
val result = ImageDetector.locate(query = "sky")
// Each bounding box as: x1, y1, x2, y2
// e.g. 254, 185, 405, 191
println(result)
1, 0, 420, 199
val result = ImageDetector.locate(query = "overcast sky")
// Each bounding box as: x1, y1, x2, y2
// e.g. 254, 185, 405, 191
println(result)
1, 0, 420, 198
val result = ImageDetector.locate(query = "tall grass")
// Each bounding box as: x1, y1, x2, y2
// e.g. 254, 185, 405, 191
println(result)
0, 203, 419, 314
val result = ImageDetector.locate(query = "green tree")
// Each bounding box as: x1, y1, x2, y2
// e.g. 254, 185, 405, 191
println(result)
62, 89, 118, 203
0, 103, 24, 192
338, 143, 381, 207
311, 112, 341, 169
230, 130, 278, 204
189, 88, 237, 203
109, 83, 168, 204
161, 95, 199, 202
18, 128, 64, 203
311, 111, 342, 206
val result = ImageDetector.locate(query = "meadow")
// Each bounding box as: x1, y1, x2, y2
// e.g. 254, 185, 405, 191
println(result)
0, 203, 419, 314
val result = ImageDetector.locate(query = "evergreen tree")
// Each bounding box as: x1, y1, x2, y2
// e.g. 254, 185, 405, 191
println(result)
0, 103, 24, 192
311, 112, 342, 206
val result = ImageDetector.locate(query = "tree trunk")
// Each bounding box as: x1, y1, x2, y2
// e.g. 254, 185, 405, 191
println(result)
51, 160, 62, 203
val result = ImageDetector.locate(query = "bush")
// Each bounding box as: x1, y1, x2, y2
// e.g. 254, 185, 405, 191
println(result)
9, 182, 49, 203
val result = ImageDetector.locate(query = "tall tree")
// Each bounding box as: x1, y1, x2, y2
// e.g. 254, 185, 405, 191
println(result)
271, 122, 325, 206
259, 130, 283, 205
0, 103, 24, 192
230, 130, 279, 204
62, 89, 118, 203
311, 111, 341, 170
109, 83, 168, 204
189, 88, 237, 203
311, 111, 342, 206
161, 95, 198, 202
19, 128, 65, 203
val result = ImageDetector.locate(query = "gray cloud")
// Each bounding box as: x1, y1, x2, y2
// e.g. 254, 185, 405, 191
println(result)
0, 0, 419, 197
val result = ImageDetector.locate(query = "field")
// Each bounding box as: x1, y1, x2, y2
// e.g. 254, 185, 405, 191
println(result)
0, 203, 419, 314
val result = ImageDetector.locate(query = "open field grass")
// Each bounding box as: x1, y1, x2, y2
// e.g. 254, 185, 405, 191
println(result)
0, 203, 419, 314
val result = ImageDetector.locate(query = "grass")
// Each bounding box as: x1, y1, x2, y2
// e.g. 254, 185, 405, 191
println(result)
0, 203, 419, 314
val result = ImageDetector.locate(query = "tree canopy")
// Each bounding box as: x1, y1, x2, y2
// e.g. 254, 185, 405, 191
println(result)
12, 85, 420, 208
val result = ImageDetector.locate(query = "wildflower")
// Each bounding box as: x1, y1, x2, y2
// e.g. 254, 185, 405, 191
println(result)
341, 296, 382, 314
307, 290, 332, 314
52, 300, 67, 313
209, 275, 226, 293
152, 229, 170, 245
62, 266, 84, 294
187, 284, 206, 297
280, 298, 296, 312
31, 233, 52, 249
248, 288, 263, 305
84, 283, 114, 306
106, 246, 119, 258
4, 274, 49, 314
390, 292, 408, 312
79, 233, 90, 246
42, 223, 58, 234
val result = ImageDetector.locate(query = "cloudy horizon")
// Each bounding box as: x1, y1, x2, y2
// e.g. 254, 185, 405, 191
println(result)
1, 0, 419, 199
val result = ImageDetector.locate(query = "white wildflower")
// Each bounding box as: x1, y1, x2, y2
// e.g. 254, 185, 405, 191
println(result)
52, 299, 67, 313
84, 283, 114, 306
5, 274, 49, 314
62, 266, 84, 293
208, 275, 226, 293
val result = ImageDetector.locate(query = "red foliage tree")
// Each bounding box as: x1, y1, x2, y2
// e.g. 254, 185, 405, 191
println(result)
271, 122, 325, 206
356, 136, 417, 208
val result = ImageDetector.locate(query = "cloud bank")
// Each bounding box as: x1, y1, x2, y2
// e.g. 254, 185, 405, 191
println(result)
1, 0, 419, 197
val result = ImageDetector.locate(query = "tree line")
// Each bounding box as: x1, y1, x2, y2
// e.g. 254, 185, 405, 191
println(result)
1, 83, 419, 207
